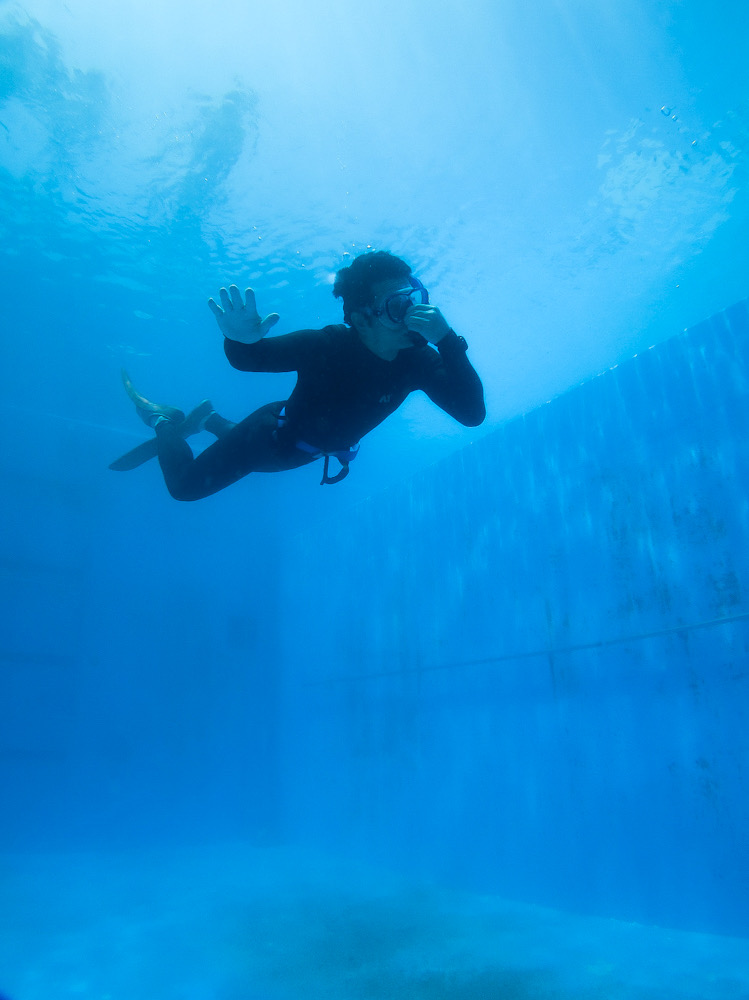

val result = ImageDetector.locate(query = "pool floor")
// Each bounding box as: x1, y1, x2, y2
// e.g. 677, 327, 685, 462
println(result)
1, 844, 747, 1000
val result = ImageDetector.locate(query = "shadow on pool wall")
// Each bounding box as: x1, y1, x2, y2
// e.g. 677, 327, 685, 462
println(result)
278, 297, 749, 939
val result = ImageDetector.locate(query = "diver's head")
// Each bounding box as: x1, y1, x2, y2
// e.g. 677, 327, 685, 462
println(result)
333, 251, 413, 325
334, 251, 429, 360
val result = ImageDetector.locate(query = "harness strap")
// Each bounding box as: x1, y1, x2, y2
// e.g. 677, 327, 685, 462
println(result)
321, 454, 350, 485
278, 407, 360, 485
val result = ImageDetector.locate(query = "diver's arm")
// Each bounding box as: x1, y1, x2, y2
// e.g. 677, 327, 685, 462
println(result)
223, 328, 324, 373
208, 284, 319, 373
419, 331, 486, 426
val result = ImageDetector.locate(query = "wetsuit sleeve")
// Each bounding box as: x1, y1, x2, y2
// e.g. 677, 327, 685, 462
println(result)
417, 331, 486, 426
223, 329, 323, 373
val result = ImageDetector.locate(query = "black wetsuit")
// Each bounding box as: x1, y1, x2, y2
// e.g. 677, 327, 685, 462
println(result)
156, 324, 485, 500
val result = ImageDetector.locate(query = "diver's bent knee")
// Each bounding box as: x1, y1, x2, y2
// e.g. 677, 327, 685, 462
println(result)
166, 484, 204, 502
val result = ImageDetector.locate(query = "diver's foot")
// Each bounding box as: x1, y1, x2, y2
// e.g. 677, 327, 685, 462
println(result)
179, 400, 215, 437
121, 369, 185, 429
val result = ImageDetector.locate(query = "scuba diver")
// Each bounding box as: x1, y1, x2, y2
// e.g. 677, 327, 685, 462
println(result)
112, 250, 486, 497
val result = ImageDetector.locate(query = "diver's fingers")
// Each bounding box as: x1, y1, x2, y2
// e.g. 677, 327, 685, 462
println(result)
405, 304, 433, 322
207, 298, 223, 318
404, 311, 426, 330
259, 312, 280, 336
244, 287, 259, 316
219, 287, 232, 311
229, 284, 244, 310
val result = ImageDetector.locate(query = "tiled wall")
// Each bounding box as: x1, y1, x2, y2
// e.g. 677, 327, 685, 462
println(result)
278, 298, 749, 936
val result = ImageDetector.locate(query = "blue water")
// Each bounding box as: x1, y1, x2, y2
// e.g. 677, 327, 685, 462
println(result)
1, 0, 749, 997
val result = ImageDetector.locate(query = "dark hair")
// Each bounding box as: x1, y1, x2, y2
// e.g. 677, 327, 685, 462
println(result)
333, 251, 412, 324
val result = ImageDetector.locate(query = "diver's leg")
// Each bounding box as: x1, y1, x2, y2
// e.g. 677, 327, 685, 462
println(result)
155, 401, 315, 501
204, 412, 236, 438
180, 401, 236, 439
122, 370, 235, 440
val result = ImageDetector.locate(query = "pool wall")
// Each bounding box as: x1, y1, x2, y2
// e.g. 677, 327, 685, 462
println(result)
278, 298, 749, 937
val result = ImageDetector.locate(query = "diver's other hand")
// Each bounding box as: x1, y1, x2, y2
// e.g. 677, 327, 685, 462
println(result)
405, 304, 451, 344
208, 285, 280, 344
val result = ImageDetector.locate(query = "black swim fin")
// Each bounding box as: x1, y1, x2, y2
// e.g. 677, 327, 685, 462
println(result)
109, 436, 161, 471
109, 400, 214, 471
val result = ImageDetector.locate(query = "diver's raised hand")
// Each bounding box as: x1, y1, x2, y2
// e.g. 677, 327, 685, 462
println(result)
405, 304, 451, 344
208, 285, 280, 344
